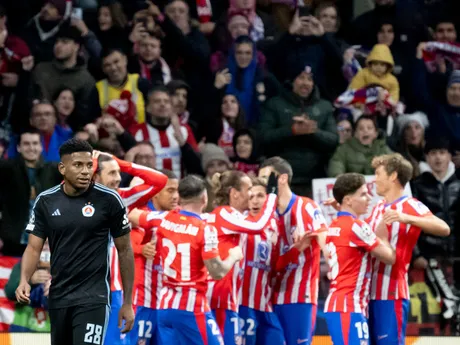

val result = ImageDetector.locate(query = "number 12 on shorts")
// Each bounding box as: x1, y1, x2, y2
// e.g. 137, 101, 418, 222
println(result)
84, 323, 103, 344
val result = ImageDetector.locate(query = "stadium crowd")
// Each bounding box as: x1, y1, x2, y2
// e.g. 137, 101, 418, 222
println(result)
1, 0, 460, 343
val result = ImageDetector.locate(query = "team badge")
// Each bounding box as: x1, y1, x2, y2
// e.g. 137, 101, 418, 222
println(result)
257, 242, 269, 261
82, 203, 95, 217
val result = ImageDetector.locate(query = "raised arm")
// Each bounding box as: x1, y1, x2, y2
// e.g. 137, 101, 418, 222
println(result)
129, 209, 166, 229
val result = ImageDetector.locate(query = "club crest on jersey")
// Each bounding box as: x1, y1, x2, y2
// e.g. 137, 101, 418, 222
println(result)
257, 242, 270, 261
82, 203, 95, 217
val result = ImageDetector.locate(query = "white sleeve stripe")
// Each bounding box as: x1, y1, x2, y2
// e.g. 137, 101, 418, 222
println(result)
32, 184, 61, 210
351, 222, 377, 246
219, 193, 276, 231
146, 211, 167, 221
120, 186, 154, 207
94, 183, 125, 208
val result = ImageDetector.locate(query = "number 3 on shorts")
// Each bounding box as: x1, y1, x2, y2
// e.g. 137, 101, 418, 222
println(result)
84, 323, 103, 344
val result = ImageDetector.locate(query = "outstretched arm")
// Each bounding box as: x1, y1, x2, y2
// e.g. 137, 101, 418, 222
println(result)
204, 247, 243, 280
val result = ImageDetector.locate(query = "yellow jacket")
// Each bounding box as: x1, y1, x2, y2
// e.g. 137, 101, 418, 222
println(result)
349, 44, 400, 102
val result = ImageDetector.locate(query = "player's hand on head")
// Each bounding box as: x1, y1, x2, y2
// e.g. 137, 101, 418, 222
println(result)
15, 281, 31, 304
266, 172, 278, 195
228, 246, 243, 261
118, 303, 135, 333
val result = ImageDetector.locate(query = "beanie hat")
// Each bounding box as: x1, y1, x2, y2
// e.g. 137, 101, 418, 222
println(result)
104, 91, 137, 130
201, 143, 231, 172
424, 137, 451, 155
396, 111, 429, 136
448, 70, 460, 88
48, 0, 72, 18
56, 26, 82, 44
286, 62, 314, 84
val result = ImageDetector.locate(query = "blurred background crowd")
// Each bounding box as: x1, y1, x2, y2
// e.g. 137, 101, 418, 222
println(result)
0, 0, 460, 336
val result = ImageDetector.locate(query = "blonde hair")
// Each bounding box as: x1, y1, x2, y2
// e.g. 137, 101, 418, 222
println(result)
371, 153, 413, 186
251, 177, 266, 188
211, 170, 246, 206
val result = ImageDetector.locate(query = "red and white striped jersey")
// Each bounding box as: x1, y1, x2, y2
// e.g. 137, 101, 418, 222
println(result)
272, 194, 328, 306
206, 194, 277, 312
131, 122, 198, 178
109, 158, 167, 292
369, 196, 432, 301
156, 209, 219, 313
324, 212, 379, 315
132, 207, 166, 309
240, 216, 280, 312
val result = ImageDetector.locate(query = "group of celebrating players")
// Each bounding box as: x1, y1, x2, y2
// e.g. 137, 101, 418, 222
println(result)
14, 138, 450, 345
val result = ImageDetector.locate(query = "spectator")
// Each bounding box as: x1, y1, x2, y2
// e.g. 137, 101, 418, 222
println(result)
95, 1, 130, 52
411, 137, 460, 288
229, 0, 265, 42
391, 112, 429, 178
91, 47, 150, 124
200, 143, 232, 211
167, 79, 198, 134
0, 129, 61, 257
22, 0, 73, 63
336, 111, 353, 144
131, 86, 202, 178
432, 16, 457, 43
8, 101, 73, 162
128, 32, 172, 86
31, 26, 95, 130
52, 87, 75, 129
314, 1, 348, 53
259, 63, 338, 197
232, 128, 260, 177
349, 44, 400, 103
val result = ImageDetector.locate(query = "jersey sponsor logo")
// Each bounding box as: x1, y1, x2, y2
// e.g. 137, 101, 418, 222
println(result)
257, 241, 270, 261
82, 204, 95, 217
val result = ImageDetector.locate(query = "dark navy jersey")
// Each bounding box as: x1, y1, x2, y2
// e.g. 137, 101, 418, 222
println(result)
26, 182, 131, 309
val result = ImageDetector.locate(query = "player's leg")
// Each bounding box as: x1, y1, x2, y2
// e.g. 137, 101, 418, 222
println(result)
157, 309, 177, 344
130, 306, 159, 345
369, 299, 409, 345
104, 290, 129, 345
71, 304, 110, 345
325, 312, 370, 345
239, 306, 258, 345
212, 308, 241, 345
49, 307, 73, 345
273, 303, 316, 345
256, 309, 285, 345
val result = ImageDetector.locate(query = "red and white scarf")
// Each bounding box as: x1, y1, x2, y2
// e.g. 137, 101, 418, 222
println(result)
422, 41, 460, 72
196, 0, 213, 23
335, 87, 404, 114
139, 57, 172, 84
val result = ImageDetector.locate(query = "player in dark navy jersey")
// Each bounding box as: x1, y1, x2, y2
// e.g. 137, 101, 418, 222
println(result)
15, 138, 135, 345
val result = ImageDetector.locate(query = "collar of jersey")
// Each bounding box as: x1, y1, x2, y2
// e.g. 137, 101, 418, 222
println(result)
384, 195, 408, 208
276, 193, 297, 216
178, 210, 202, 220
147, 200, 156, 211
337, 211, 356, 218
61, 182, 94, 197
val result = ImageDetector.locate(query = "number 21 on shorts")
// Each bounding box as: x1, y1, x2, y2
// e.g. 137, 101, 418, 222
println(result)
84, 323, 103, 344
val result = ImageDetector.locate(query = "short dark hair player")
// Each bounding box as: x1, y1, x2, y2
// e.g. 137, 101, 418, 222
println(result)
15, 138, 135, 345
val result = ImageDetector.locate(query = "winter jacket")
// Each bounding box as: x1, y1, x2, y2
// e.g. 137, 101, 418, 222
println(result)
349, 44, 400, 102
411, 161, 460, 258
259, 86, 338, 186
328, 134, 393, 177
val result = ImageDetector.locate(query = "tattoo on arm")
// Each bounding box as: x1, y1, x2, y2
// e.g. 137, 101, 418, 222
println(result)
114, 234, 135, 304
204, 256, 237, 280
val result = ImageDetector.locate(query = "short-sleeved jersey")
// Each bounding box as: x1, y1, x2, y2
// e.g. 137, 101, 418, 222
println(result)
25, 183, 130, 309
368, 196, 432, 300
240, 215, 280, 312
272, 194, 328, 305
324, 212, 379, 315
206, 193, 277, 312
156, 209, 219, 313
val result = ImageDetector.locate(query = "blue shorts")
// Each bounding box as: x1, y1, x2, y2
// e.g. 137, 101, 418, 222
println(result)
158, 309, 223, 345
238, 306, 285, 345
129, 306, 159, 345
104, 291, 130, 345
325, 312, 369, 345
273, 303, 317, 345
212, 308, 242, 345
369, 299, 409, 345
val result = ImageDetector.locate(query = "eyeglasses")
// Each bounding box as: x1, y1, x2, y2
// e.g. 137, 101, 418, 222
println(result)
337, 126, 352, 133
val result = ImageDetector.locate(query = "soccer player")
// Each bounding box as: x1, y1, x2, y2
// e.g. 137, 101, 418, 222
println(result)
92, 150, 168, 345
207, 170, 278, 345
15, 139, 135, 345
239, 178, 285, 345
258, 157, 328, 345
156, 175, 243, 344
130, 169, 179, 345
324, 173, 396, 345
367, 154, 450, 345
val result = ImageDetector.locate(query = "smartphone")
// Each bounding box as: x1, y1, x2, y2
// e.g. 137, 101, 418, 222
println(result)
298, 6, 311, 18
71, 7, 83, 20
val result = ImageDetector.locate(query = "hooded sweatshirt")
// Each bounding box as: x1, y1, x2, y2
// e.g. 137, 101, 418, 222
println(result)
349, 44, 400, 102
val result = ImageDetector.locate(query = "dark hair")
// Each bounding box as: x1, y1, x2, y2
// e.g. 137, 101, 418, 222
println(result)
99, 2, 127, 29
222, 94, 245, 131
159, 169, 178, 180
434, 16, 456, 30
59, 138, 93, 158
96, 154, 115, 174
234, 35, 254, 47
19, 128, 41, 145
355, 115, 378, 131
0, 5, 6, 17
371, 153, 413, 187
52, 87, 75, 102
260, 156, 293, 184
148, 85, 171, 98
424, 137, 451, 155
100, 47, 125, 60
211, 170, 246, 206
314, 1, 341, 31
179, 175, 206, 201
333, 173, 366, 204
